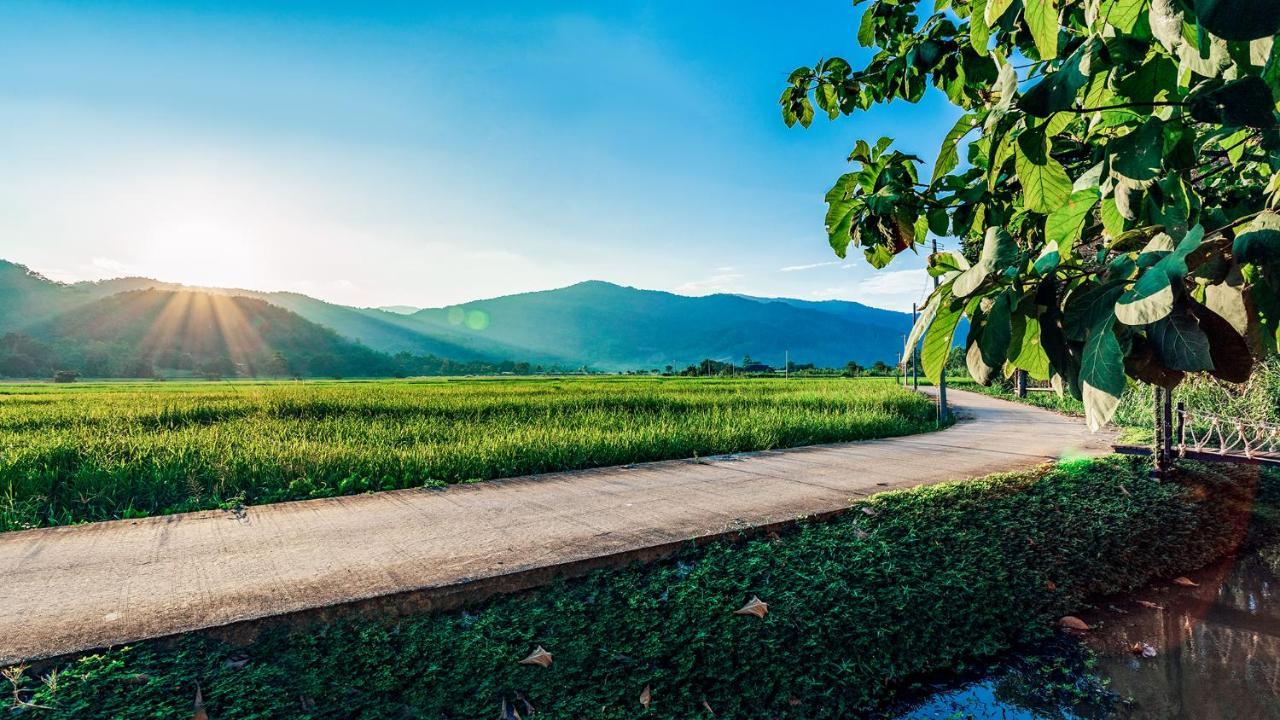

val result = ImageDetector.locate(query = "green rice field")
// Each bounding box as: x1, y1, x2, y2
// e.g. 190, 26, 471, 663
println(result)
0, 377, 939, 530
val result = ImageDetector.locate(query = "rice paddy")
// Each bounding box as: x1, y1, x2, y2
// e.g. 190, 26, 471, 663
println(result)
0, 376, 939, 530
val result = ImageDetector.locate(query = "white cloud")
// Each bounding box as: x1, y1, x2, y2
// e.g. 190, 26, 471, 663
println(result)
779, 260, 842, 272
807, 269, 930, 312
90, 256, 142, 276
676, 271, 744, 295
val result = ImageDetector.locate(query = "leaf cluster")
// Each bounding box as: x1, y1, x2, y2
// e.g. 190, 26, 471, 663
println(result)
786, 0, 1280, 428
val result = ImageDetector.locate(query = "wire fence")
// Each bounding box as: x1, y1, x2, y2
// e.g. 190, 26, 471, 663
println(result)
1178, 407, 1280, 461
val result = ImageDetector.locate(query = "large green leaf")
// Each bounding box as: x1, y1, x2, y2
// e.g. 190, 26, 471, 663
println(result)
1045, 188, 1100, 256
929, 250, 971, 278
1148, 307, 1215, 371
966, 338, 997, 385
1024, 0, 1059, 58
824, 173, 859, 258
978, 290, 1014, 368
1110, 118, 1163, 185
922, 289, 964, 383
1193, 0, 1280, 41
970, 0, 991, 51
904, 286, 944, 359
1116, 225, 1204, 325
1033, 243, 1060, 275
1116, 52, 1179, 104
857, 6, 877, 47
1151, 0, 1233, 78
1105, 0, 1148, 33
1248, 265, 1280, 354
985, 0, 1016, 26
1100, 196, 1126, 238
1188, 76, 1278, 129
1080, 315, 1126, 431
965, 300, 996, 385
954, 227, 1018, 298
1203, 264, 1253, 337
1234, 211, 1280, 265
1188, 298, 1253, 383
1016, 128, 1072, 214
1116, 265, 1178, 326
1008, 315, 1052, 380
1124, 335, 1185, 389
1063, 279, 1128, 341
931, 114, 976, 186
1018, 39, 1098, 117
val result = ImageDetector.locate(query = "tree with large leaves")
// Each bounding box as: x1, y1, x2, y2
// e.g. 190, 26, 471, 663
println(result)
784, 0, 1280, 430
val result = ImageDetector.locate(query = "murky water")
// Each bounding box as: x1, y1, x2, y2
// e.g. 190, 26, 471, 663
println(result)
896, 544, 1280, 719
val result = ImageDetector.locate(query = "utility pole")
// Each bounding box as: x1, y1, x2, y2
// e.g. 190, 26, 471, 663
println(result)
910, 302, 919, 390
897, 341, 905, 386
932, 237, 948, 424
785, 350, 789, 380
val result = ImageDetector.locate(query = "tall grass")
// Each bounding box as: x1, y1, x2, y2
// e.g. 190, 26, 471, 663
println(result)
0, 377, 938, 530
951, 357, 1280, 441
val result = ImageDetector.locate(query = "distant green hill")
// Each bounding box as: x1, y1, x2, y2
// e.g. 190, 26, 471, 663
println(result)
0, 262, 100, 331
409, 281, 913, 371
21, 288, 396, 378
0, 260, 922, 377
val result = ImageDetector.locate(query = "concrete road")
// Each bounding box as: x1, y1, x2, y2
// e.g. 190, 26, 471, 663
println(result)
0, 388, 1112, 664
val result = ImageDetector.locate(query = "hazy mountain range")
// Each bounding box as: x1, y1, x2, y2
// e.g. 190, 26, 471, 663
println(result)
0, 259, 920, 377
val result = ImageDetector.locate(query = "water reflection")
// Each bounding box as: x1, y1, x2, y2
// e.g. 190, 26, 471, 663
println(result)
896, 542, 1280, 719
1085, 549, 1280, 719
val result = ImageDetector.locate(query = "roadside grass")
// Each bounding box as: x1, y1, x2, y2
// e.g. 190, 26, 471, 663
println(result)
9, 456, 1276, 719
0, 376, 940, 530
947, 357, 1280, 445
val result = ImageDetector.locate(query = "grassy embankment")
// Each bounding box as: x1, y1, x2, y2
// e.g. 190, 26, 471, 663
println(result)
0, 377, 938, 530
7, 456, 1277, 718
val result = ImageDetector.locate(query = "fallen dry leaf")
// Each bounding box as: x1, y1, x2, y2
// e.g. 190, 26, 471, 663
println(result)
518, 646, 553, 668
498, 699, 521, 720
734, 596, 769, 618
701, 698, 716, 715
1172, 576, 1199, 588
193, 686, 208, 720
1058, 616, 1090, 631
1130, 642, 1157, 658
639, 684, 651, 709
861, 506, 878, 517
222, 654, 249, 670
1045, 580, 1057, 591
1135, 600, 1164, 610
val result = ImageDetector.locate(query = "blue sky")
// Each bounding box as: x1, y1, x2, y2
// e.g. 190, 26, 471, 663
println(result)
0, 1, 960, 311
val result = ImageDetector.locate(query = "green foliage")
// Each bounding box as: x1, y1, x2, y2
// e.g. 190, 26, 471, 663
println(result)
14, 458, 1279, 718
784, 0, 1280, 431
0, 377, 938, 530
